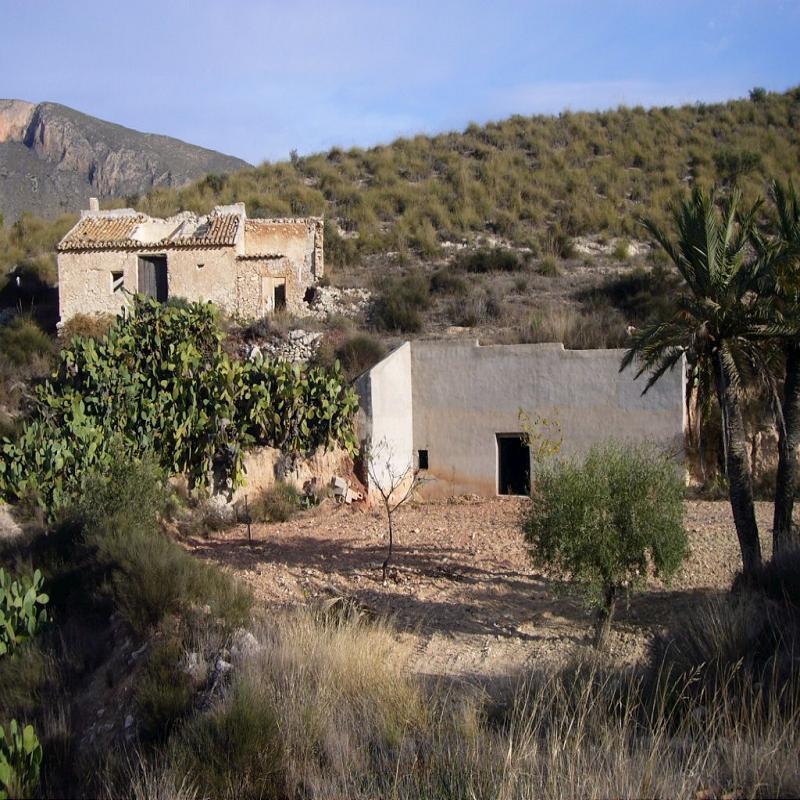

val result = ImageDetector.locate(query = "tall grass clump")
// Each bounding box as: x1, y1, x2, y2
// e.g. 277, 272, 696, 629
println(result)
250, 481, 304, 523
522, 304, 628, 348
171, 611, 430, 799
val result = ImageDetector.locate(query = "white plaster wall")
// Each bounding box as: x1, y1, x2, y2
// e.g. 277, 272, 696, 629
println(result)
354, 342, 414, 498
410, 340, 685, 498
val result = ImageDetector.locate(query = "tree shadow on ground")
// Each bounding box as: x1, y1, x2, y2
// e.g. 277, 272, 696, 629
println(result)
185, 526, 729, 646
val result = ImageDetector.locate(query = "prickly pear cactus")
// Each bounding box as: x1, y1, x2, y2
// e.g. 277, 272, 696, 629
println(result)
0, 569, 49, 657
0, 720, 42, 799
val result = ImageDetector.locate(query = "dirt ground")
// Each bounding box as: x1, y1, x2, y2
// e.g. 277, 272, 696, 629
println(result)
184, 498, 775, 682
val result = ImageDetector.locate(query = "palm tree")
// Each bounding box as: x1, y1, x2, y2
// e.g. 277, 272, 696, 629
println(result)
752, 179, 800, 554
622, 187, 764, 574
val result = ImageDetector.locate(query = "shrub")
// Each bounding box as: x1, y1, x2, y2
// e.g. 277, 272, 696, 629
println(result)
647, 553, 800, 721
612, 239, 630, 261
333, 334, 386, 380
251, 482, 303, 523
173, 612, 425, 799
456, 247, 524, 273
429, 268, 468, 296
371, 272, 430, 332
578, 266, 681, 327
0, 317, 53, 367
450, 289, 503, 327
523, 304, 628, 349
523, 441, 687, 644
59, 313, 114, 342
72, 457, 252, 633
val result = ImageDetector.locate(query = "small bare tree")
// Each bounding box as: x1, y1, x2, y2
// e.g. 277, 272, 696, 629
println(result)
366, 439, 425, 583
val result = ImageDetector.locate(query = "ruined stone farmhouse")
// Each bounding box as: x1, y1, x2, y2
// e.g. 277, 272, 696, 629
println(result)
356, 340, 685, 499
56, 200, 323, 324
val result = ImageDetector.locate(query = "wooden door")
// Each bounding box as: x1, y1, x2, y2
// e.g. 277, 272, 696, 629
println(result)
138, 256, 168, 301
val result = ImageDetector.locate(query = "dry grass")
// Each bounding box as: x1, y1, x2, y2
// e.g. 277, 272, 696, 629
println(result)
140, 602, 800, 800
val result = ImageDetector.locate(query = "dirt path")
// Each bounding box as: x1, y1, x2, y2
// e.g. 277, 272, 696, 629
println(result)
183, 498, 775, 681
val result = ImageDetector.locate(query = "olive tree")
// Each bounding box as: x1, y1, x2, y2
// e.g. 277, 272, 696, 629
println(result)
523, 441, 688, 646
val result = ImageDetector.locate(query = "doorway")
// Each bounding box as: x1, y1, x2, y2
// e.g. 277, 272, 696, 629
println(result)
497, 434, 530, 495
137, 256, 168, 302
273, 280, 287, 311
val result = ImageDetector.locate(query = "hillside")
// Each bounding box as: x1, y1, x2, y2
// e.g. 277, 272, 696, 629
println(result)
0, 100, 249, 222
134, 87, 800, 260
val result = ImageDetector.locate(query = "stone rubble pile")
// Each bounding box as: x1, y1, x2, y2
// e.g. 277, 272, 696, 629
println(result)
247, 328, 324, 363
572, 236, 650, 258
305, 285, 371, 320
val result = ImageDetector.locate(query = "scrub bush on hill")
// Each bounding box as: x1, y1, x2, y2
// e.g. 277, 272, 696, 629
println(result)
0, 296, 359, 514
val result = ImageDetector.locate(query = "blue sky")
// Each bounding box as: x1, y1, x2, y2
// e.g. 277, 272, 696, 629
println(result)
1, 1, 798, 165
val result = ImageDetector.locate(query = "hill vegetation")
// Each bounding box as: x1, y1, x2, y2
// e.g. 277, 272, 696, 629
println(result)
131, 87, 800, 262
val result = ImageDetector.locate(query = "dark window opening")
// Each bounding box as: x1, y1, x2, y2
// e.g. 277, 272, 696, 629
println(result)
418, 449, 429, 470
303, 286, 317, 305
274, 282, 287, 311
138, 255, 168, 302
111, 271, 124, 293
497, 434, 530, 496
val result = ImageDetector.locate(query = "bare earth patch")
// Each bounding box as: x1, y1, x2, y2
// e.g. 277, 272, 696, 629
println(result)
183, 498, 775, 682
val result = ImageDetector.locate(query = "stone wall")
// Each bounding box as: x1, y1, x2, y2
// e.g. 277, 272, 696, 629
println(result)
57, 215, 323, 324
57, 246, 242, 321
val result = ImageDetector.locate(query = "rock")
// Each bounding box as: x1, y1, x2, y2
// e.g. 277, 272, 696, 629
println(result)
214, 657, 233, 677
0, 503, 22, 542
181, 651, 208, 686
230, 629, 261, 663
124, 714, 134, 729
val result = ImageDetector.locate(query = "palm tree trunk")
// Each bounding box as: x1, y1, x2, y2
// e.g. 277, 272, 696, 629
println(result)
714, 353, 762, 573
773, 343, 800, 554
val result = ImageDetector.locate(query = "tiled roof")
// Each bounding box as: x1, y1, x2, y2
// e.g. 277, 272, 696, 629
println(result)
58, 213, 242, 251
57, 214, 147, 251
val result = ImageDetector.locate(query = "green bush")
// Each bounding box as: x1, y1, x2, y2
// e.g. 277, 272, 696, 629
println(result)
332, 334, 386, 380
523, 441, 687, 644
371, 272, 430, 332
0, 569, 49, 657
535, 255, 560, 277
58, 313, 115, 342
251, 481, 303, 523
429, 268, 468, 296
456, 247, 524, 273
0, 719, 42, 800
0, 317, 53, 367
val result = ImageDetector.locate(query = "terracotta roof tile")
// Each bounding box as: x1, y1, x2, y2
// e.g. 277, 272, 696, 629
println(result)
58, 213, 241, 251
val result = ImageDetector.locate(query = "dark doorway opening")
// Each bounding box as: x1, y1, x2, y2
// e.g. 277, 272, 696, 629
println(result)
417, 449, 429, 470
138, 256, 168, 302
497, 434, 530, 496
274, 281, 287, 311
